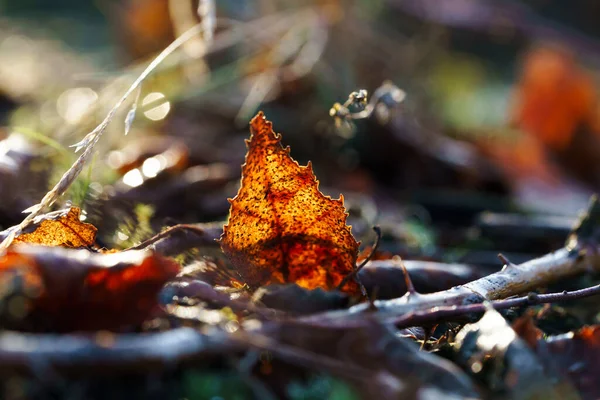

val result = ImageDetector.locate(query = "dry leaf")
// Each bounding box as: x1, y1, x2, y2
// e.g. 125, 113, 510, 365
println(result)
537, 325, 600, 399
13, 207, 97, 248
512, 314, 544, 348
0, 244, 179, 332
512, 46, 596, 150
112, 0, 174, 59
220, 112, 359, 293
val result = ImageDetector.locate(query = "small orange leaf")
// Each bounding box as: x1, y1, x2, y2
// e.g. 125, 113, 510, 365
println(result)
13, 207, 97, 248
220, 112, 359, 293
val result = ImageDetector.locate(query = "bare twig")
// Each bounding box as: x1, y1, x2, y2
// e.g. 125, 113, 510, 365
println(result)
336, 226, 382, 292
297, 281, 600, 331
396, 256, 419, 299
126, 223, 222, 254
389, 282, 600, 329
300, 246, 599, 328
330, 81, 406, 133
299, 196, 600, 328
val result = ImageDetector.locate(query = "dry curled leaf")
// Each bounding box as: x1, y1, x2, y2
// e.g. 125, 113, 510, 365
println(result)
13, 207, 97, 248
0, 244, 179, 332
220, 112, 359, 293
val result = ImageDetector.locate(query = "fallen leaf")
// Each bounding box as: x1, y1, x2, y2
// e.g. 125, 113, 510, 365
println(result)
512, 313, 544, 348
0, 244, 179, 332
511, 46, 597, 151
220, 112, 359, 293
13, 207, 97, 248
534, 325, 600, 400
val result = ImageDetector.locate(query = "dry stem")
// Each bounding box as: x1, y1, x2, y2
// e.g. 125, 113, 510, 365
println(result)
299, 246, 597, 328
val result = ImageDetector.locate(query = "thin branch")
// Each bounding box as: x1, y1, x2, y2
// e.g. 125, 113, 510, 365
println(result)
396, 257, 416, 295
298, 281, 600, 331
126, 223, 222, 254
336, 226, 381, 291
300, 245, 600, 328
299, 197, 600, 328
329, 81, 406, 132
389, 282, 600, 329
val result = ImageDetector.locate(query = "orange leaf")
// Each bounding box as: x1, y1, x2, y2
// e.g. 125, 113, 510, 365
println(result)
13, 207, 97, 248
0, 245, 179, 332
220, 112, 359, 293
511, 46, 597, 150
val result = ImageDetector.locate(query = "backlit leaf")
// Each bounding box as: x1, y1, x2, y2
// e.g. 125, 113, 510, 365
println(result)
220, 112, 359, 293
13, 206, 97, 248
